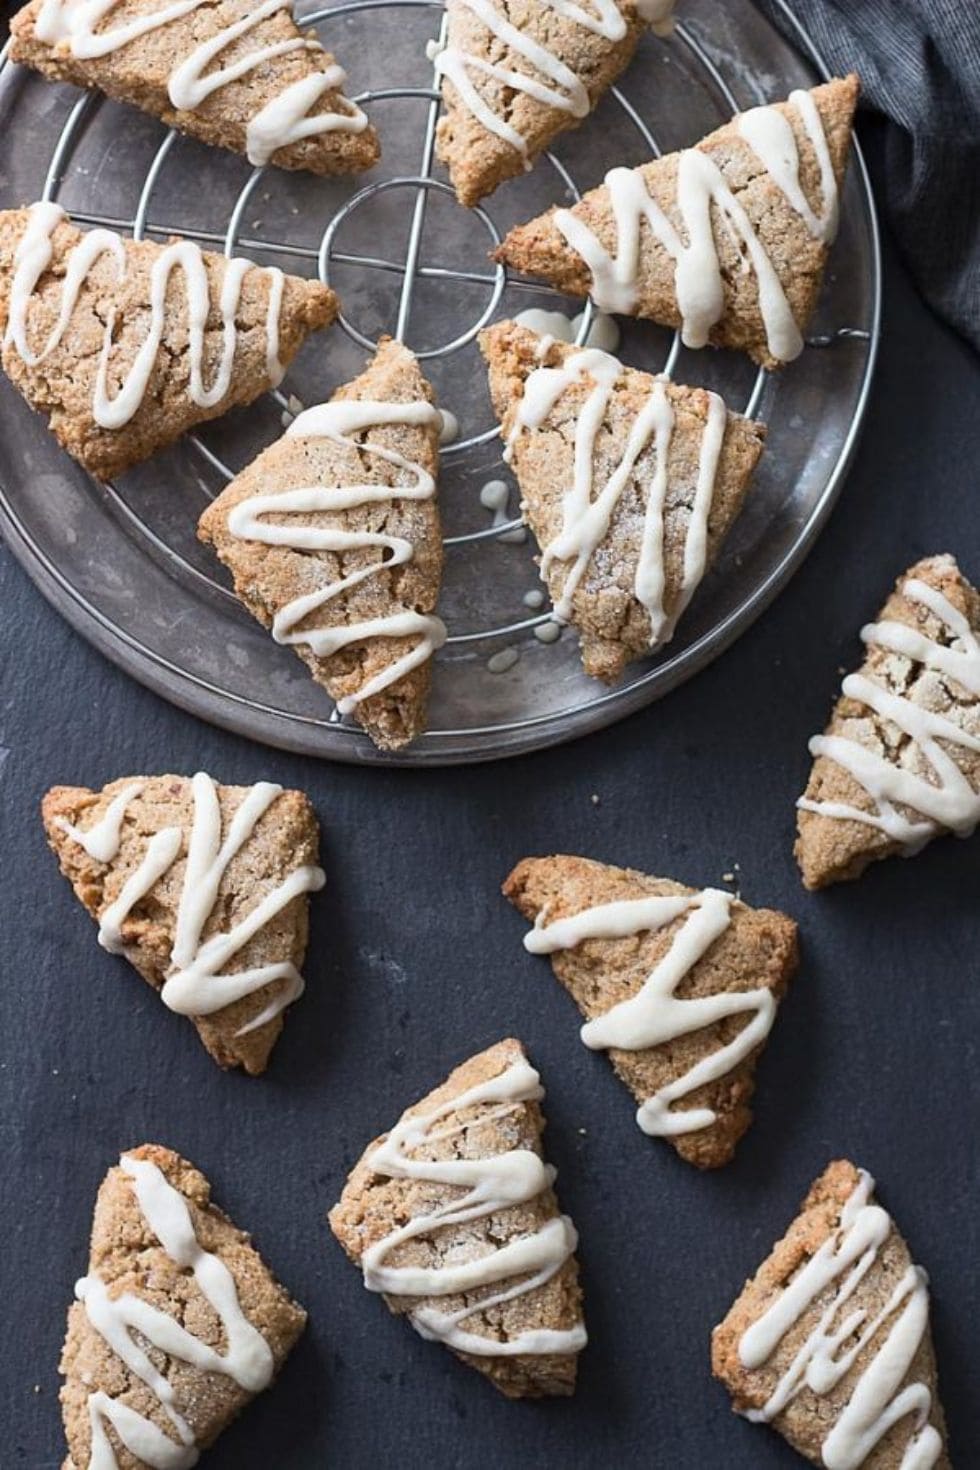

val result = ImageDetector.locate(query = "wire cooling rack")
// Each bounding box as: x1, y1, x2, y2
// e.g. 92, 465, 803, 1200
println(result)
0, 0, 880, 763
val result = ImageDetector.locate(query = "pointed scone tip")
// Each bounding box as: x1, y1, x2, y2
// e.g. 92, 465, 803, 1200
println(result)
10, 0, 380, 175
328, 1037, 587, 1398
198, 337, 445, 752
795, 553, 980, 890
504, 855, 798, 1168
61, 1143, 306, 1470
433, 0, 644, 207
41, 773, 324, 1075
494, 75, 859, 368
479, 321, 765, 683
711, 1160, 950, 1469
0, 203, 337, 478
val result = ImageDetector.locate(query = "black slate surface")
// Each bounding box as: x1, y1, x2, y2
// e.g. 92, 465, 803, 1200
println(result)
2, 127, 978, 1470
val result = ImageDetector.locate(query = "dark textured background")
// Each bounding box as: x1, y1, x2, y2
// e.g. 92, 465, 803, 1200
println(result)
1, 63, 978, 1470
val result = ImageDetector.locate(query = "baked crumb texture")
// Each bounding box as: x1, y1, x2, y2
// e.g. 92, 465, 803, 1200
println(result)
796, 554, 980, 889
711, 1160, 950, 1469
504, 855, 798, 1168
0, 207, 336, 478
41, 773, 323, 1075
480, 321, 765, 683
494, 76, 859, 369
199, 338, 445, 752
435, 0, 643, 207
61, 1143, 306, 1470
10, 0, 380, 175
328, 1038, 587, 1398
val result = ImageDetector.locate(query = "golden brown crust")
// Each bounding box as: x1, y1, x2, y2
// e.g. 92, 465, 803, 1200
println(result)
503, 855, 798, 1168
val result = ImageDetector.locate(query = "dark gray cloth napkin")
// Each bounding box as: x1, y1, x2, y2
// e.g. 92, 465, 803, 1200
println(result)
757, 0, 980, 352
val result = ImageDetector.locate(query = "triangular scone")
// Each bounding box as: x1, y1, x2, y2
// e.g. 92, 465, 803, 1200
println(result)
796, 555, 980, 890
10, 0, 379, 175
329, 1038, 586, 1398
0, 203, 337, 478
480, 321, 765, 682
433, 0, 644, 207
495, 76, 859, 368
504, 856, 798, 1168
42, 773, 325, 1074
712, 1161, 950, 1468
61, 1144, 306, 1470
199, 338, 445, 752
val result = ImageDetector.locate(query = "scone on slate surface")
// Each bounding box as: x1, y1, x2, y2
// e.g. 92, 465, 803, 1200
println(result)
329, 1038, 587, 1398
495, 76, 859, 368
0, 204, 336, 478
434, 0, 645, 207
796, 554, 980, 889
481, 321, 765, 683
199, 338, 445, 753
10, 0, 380, 174
62, 1144, 306, 1470
42, 772, 325, 1075
712, 1160, 950, 1469
504, 855, 798, 1168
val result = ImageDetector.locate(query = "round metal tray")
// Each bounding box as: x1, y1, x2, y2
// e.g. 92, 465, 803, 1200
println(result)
0, 0, 879, 765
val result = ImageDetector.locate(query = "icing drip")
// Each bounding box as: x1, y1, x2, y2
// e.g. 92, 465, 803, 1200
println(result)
226, 399, 447, 715
737, 1170, 942, 1469
524, 889, 777, 1137
4, 202, 286, 437
553, 89, 840, 362
361, 1054, 586, 1356
55, 782, 143, 862
77, 1153, 275, 1470
62, 773, 324, 1036
33, 0, 368, 166
798, 577, 980, 849
507, 345, 727, 644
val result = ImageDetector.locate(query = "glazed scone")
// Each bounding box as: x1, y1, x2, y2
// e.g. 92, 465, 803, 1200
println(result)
61, 1144, 306, 1470
495, 76, 859, 368
434, 0, 645, 207
328, 1038, 587, 1398
712, 1161, 950, 1468
796, 555, 980, 889
481, 321, 765, 683
42, 773, 325, 1074
198, 339, 445, 752
504, 855, 798, 1168
10, 0, 380, 175
0, 203, 337, 478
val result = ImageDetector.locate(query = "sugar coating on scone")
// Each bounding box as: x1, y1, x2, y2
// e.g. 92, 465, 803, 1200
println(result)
433, 0, 644, 207
495, 76, 859, 368
328, 1038, 586, 1398
480, 321, 765, 683
711, 1160, 950, 1469
42, 773, 325, 1074
504, 855, 798, 1168
0, 203, 336, 478
61, 1143, 306, 1470
796, 554, 980, 889
198, 339, 445, 752
10, 0, 380, 175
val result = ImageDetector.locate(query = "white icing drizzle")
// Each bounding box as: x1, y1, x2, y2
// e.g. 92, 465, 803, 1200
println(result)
507, 344, 727, 644
798, 576, 980, 850
524, 888, 777, 1137
552, 88, 839, 362
635, 0, 674, 34
226, 399, 447, 715
4, 202, 286, 437
479, 476, 526, 544
514, 305, 621, 353
62, 773, 324, 1036
76, 1152, 275, 1470
33, 0, 368, 166
55, 782, 143, 862
737, 1169, 943, 1470
360, 1054, 586, 1356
